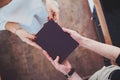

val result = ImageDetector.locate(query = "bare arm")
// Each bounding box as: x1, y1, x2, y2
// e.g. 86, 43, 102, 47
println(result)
80, 36, 120, 62
62, 27, 120, 62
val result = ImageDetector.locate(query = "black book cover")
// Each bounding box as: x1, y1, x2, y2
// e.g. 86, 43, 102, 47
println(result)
34, 20, 79, 63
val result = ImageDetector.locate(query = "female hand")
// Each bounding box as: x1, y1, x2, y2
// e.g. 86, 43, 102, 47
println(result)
46, 0, 60, 25
42, 50, 72, 75
5, 22, 41, 50
16, 29, 41, 50
51, 56, 72, 75
62, 27, 83, 45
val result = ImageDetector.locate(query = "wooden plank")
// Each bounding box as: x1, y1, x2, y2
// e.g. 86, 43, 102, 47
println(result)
93, 0, 112, 44
93, 0, 116, 65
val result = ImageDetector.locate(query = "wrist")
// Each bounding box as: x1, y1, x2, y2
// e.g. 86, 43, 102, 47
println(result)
62, 68, 71, 75
78, 36, 87, 47
64, 68, 75, 79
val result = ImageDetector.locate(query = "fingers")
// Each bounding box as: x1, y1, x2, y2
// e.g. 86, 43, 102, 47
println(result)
16, 29, 36, 40
63, 60, 72, 69
15, 28, 41, 49
47, 0, 60, 25
48, 9, 59, 21
62, 27, 75, 34
55, 10, 61, 25
30, 42, 42, 50
51, 56, 59, 66
48, 10, 54, 20
23, 38, 42, 50
26, 33, 36, 40
54, 56, 59, 63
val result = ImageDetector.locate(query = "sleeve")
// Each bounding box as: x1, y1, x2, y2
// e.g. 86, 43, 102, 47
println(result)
0, 20, 8, 30
116, 54, 120, 66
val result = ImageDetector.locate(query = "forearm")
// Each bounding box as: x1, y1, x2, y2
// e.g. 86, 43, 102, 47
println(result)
5, 22, 21, 34
68, 72, 83, 80
79, 36, 120, 61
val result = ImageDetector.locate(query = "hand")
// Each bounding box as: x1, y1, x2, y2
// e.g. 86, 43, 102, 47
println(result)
5, 22, 41, 49
62, 27, 82, 45
51, 56, 72, 75
46, 0, 60, 25
16, 29, 41, 50
42, 50, 72, 75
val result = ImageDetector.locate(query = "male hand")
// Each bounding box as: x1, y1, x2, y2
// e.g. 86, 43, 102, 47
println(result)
62, 27, 82, 44
42, 50, 72, 75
